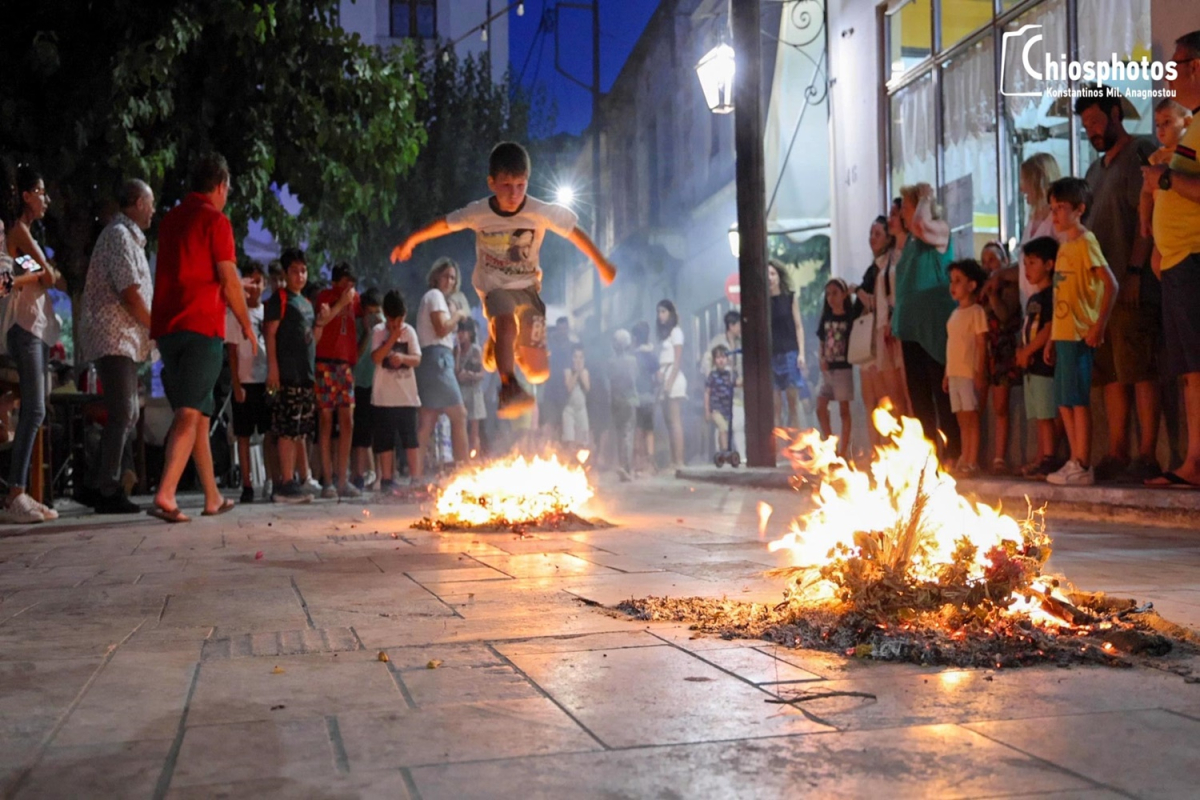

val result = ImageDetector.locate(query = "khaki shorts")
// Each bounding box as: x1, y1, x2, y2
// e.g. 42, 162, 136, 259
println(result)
1092, 298, 1158, 386
483, 287, 548, 382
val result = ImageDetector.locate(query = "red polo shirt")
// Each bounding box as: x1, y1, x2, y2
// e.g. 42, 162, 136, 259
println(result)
315, 285, 363, 363
150, 193, 236, 340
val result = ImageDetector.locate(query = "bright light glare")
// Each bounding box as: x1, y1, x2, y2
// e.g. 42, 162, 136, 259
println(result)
696, 43, 735, 114
555, 185, 576, 206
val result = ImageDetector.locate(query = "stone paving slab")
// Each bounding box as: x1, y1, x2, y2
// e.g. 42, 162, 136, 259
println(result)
0, 476, 1198, 796
965, 709, 1200, 798
408, 724, 1099, 799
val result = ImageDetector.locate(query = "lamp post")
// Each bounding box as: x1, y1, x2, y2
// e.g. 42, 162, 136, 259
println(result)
697, 0, 775, 468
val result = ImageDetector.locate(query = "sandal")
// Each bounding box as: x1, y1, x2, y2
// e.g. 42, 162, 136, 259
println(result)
202, 498, 236, 517
147, 506, 191, 524
989, 458, 1010, 476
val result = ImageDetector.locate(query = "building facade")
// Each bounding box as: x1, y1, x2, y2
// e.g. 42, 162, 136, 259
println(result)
338, 0, 510, 83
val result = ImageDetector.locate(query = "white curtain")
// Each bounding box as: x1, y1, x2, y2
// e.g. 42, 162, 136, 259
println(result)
1076, 0, 1152, 62
1001, 0, 1068, 119
893, 74, 936, 180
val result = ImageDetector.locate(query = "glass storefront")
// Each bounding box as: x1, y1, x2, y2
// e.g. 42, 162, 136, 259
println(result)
885, 0, 1157, 251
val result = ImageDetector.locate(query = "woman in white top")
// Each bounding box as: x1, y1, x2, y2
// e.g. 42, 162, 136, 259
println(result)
1017, 153, 1062, 305
655, 299, 686, 468
415, 258, 470, 469
3, 167, 63, 524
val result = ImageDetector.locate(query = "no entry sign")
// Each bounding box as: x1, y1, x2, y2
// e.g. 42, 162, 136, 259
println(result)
725, 272, 740, 305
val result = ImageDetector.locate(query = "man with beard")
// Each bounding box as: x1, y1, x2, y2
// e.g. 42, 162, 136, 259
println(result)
1075, 92, 1161, 482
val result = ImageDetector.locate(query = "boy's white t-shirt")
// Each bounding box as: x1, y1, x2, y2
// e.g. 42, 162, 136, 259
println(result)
445, 195, 578, 294
225, 304, 268, 384
371, 322, 422, 408
416, 289, 454, 349
944, 304, 988, 379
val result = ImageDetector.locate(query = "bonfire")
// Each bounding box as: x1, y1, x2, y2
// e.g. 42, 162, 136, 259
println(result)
412, 451, 597, 533
619, 408, 1197, 668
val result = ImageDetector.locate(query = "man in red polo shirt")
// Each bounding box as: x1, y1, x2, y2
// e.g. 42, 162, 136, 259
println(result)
314, 262, 362, 498
149, 153, 256, 522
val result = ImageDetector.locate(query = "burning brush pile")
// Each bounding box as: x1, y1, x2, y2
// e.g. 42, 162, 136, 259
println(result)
619, 410, 1198, 668
412, 451, 601, 533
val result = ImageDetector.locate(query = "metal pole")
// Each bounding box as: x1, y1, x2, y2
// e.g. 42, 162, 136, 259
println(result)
591, 0, 603, 324
731, 0, 775, 468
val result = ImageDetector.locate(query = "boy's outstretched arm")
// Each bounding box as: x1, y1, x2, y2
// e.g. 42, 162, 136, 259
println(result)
391, 218, 453, 263
565, 227, 617, 286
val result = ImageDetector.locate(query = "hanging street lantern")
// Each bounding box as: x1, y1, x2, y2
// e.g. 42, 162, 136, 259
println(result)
695, 43, 736, 115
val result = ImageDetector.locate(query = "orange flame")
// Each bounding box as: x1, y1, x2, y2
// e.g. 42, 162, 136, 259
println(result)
769, 408, 1029, 602
757, 502, 773, 540
432, 452, 594, 526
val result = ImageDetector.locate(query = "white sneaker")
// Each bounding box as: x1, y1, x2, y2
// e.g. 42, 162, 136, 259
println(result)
320, 484, 339, 499
4, 493, 45, 524
302, 478, 322, 496
363, 470, 377, 488
1046, 459, 1094, 486
34, 501, 58, 520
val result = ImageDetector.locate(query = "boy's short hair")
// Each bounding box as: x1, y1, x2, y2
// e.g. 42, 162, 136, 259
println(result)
489, 142, 531, 178
279, 247, 306, 271
239, 259, 266, 279
360, 287, 382, 309
1022, 236, 1059, 265
331, 262, 357, 284
723, 310, 740, 330
1048, 176, 1092, 211
1154, 98, 1191, 117
189, 152, 230, 193
711, 344, 729, 360
382, 289, 406, 320
948, 258, 988, 292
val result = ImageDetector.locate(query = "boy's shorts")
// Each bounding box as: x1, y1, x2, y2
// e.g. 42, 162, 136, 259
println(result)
373, 406, 419, 454
817, 368, 854, 403
1024, 373, 1057, 420
232, 383, 272, 438
270, 384, 317, 439
636, 404, 655, 433
946, 376, 978, 413
351, 385, 374, 448
711, 410, 731, 433
1053, 341, 1094, 408
483, 286, 547, 354
315, 360, 355, 410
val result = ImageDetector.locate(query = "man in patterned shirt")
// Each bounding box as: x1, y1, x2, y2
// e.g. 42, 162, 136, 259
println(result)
81, 179, 155, 514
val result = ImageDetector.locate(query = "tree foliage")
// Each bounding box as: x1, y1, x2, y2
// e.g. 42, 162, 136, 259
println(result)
1, 0, 426, 285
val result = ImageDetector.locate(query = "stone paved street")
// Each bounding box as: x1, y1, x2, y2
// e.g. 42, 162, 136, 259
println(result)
1, 475, 1198, 799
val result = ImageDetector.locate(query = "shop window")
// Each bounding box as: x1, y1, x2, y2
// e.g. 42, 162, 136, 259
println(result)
1000, 0, 1070, 244
390, 0, 437, 40
887, 0, 933, 82
1074, 0, 1154, 174
939, 0, 993, 51
941, 35, 998, 261
890, 72, 937, 193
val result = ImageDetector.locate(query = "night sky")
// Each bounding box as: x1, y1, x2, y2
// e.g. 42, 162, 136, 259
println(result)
509, 0, 662, 135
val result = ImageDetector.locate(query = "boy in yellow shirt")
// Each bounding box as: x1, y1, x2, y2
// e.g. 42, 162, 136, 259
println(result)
1043, 177, 1118, 486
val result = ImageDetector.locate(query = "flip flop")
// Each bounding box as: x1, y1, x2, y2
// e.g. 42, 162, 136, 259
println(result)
1145, 471, 1200, 489
202, 499, 236, 517
147, 506, 191, 524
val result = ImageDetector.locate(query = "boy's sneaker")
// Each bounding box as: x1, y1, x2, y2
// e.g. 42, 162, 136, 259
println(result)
339, 483, 362, 499
34, 500, 59, 520
1092, 455, 1128, 483
4, 493, 45, 524
496, 381, 535, 420
320, 484, 339, 500
301, 479, 321, 497
1046, 459, 1095, 486
272, 481, 312, 504
1122, 455, 1162, 483
240, 485, 255, 504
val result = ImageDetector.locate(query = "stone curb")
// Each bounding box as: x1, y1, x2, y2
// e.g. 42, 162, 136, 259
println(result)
675, 466, 1200, 529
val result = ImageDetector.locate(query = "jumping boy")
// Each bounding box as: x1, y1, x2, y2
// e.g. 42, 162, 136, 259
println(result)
390, 142, 617, 418
1043, 177, 1119, 486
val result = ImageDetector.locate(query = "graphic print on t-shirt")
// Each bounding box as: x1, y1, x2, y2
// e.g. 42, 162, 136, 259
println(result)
385, 339, 411, 371
477, 228, 537, 282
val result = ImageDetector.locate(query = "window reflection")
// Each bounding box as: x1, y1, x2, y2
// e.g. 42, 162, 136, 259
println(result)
942, 36, 998, 261
888, 0, 933, 81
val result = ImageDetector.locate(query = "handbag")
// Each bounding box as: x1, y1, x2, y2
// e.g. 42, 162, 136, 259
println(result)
847, 311, 875, 365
